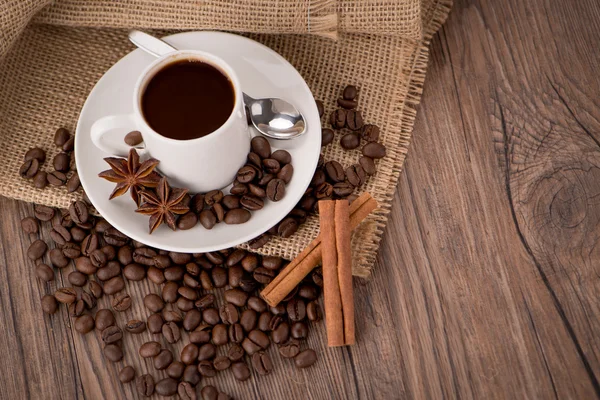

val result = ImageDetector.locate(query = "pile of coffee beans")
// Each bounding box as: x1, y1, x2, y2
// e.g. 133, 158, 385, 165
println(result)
24, 200, 322, 398
20, 128, 80, 192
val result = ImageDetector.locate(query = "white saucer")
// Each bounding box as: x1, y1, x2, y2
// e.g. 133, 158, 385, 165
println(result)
76, 31, 321, 252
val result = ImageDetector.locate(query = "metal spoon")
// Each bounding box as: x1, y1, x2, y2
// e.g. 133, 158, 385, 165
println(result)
129, 30, 306, 140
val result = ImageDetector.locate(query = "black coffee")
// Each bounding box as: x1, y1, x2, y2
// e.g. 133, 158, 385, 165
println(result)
142, 60, 235, 140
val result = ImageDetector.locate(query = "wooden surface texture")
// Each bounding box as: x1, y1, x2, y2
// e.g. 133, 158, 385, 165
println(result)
1, 0, 599, 398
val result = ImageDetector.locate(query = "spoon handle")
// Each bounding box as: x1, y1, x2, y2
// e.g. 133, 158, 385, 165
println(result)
128, 30, 177, 57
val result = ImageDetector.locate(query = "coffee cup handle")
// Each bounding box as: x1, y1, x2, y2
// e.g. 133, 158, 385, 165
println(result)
91, 114, 145, 157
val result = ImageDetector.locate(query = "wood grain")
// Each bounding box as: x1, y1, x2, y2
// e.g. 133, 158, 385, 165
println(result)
1, 0, 600, 398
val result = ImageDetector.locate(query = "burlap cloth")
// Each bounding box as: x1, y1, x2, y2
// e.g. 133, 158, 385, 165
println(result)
0, 0, 451, 278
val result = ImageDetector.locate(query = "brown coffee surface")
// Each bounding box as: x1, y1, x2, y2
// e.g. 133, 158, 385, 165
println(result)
141, 60, 234, 140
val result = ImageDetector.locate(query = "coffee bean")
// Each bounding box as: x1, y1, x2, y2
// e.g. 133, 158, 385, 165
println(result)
173, 211, 197, 230
167, 361, 185, 379
240, 194, 263, 211
62, 136, 74, 152
295, 349, 317, 368
278, 217, 298, 238
315, 99, 324, 117
55, 287, 77, 304
143, 293, 164, 312
315, 182, 333, 199
62, 242, 81, 259
139, 341, 161, 358
198, 360, 216, 377
199, 270, 213, 290
24, 147, 46, 163
68, 271, 87, 287
103, 276, 125, 295
68, 201, 88, 225
337, 97, 358, 109
195, 293, 215, 309
179, 365, 200, 386
277, 164, 293, 184
205, 251, 224, 265
252, 351, 273, 375
330, 109, 346, 129
362, 142, 386, 158
47, 171, 67, 186
178, 286, 198, 301
190, 325, 211, 344
245, 186, 265, 202
20, 159, 39, 179
136, 374, 155, 397
54, 128, 71, 147
204, 190, 223, 206
146, 313, 163, 334
132, 247, 156, 266
262, 158, 280, 175
162, 321, 181, 343
253, 267, 275, 284
346, 110, 364, 131
212, 356, 231, 372
257, 173, 274, 187
246, 152, 262, 170
287, 298, 306, 321
112, 293, 132, 312
224, 344, 243, 363
27, 239, 47, 260
155, 378, 178, 396
325, 161, 345, 182
251, 136, 271, 158
239, 255, 257, 274
291, 321, 309, 339
119, 366, 135, 383
189, 193, 205, 214
340, 132, 361, 150
68, 299, 85, 317
268, 315, 284, 332
81, 233, 99, 256
181, 309, 200, 332
243, 330, 270, 355
32, 171, 48, 188
124, 130, 143, 146
220, 303, 239, 325
225, 323, 242, 344
333, 182, 354, 197
41, 295, 58, 314
197, 343, 217, 362
53, 152, 70, 172
270, 303, 286, 315
239, 273, 259, 293
88, 250, 107, 270
70, 226, 86, 242
180, 343, 199, 365
299, 284, 319, 300
164, 266, 184, 281
199, 209, 217, 229
272, 321, 290, 344
266, 178, 285, 201
96, 261, 120, 281
122, 262, 145, 281
88, 281, 103, 299
321, 128, 334, 146
35, 263, 54, 282
312, 267, 323, 286
125, 319, 146, 334
147, 266, 165, 285
278, 339, 300, 358
343, 85, 358, 100
356, 159, 376, 180
21, 216, 38, 234
209, 267, 226, 289
236, 165, 256, 184
152, 349, 173, 370
79, 290, 96, 309
271, 150, 291, 165
224, 289, 248, 307
360, 123, 380, 142
74, 314, 95, 333
177, 297, 195, 312
224, 208, 251, 224
308, 171, 326, 190
95, 309, 115, 331
73, 257, 94, 275
230, 182, 248, 195
33, 205, 54, 222
346, 163, 366, 187
104, 227, 129, 246
102, 325, 123, 343
220, 195, 239, 210
228, 361, 250, 382
248, 234, 271, 249
247, 296, 267, 313
104, 343, 123, 362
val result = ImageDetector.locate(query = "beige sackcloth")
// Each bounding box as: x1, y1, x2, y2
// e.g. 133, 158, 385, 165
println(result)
0, 0, 451, 278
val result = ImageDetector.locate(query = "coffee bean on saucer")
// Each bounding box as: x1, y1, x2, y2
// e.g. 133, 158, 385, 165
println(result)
251, 136, 271, 159
330, 109, 346, 129
315, 99, 324, 117
362, 142, 386, 158
119, 366, 135, 383
224, 209, 251, 225
177, 212, 198, 230
262, 158, 280, 174
337, 97, 358, 109
266, 178, 285, 201
340, 133, 360, 150
33, 171, 48, 188
321, 128, 334, 146
346, 110, 364, 131
271, 150, 291, 165
257, 173, 274, 187
124, 130, 143, 146
136, 374, 155, 397
24, 147, 46, 163
47, 171, 67, 186
240, 195, 263, 211
20, 159, 39, 179
205, 190, 223, 206
53, 152, 70, 172
277, 164, 293, 184
198, 209, 216, 229
230, 182, 248, 195
236, 165, 256, 184
41, 295, 58, 314
247, 152, 262, 168
54, 128, 71, 147
278, 217, 298, 238
222, 195, 240, 209
211, 203, 225, 222
325, 161, 345, 183
359, 156, 377, 175
295, 349, 318, 368
66, 172, 81, 192
346, 164, 366, 187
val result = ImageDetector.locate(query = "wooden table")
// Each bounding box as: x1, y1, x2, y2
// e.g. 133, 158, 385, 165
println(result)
1, 0, 599, 398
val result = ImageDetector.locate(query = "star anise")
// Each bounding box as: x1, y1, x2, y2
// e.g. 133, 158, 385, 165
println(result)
135, 177, 189, 233
98, 148, 161, 204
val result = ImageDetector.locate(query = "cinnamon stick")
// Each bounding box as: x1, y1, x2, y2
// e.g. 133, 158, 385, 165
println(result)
260, 192, 378, 307
320, 200, 355, 346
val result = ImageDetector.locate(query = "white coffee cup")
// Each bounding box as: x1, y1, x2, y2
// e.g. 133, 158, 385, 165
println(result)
91, 50, 250, 193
